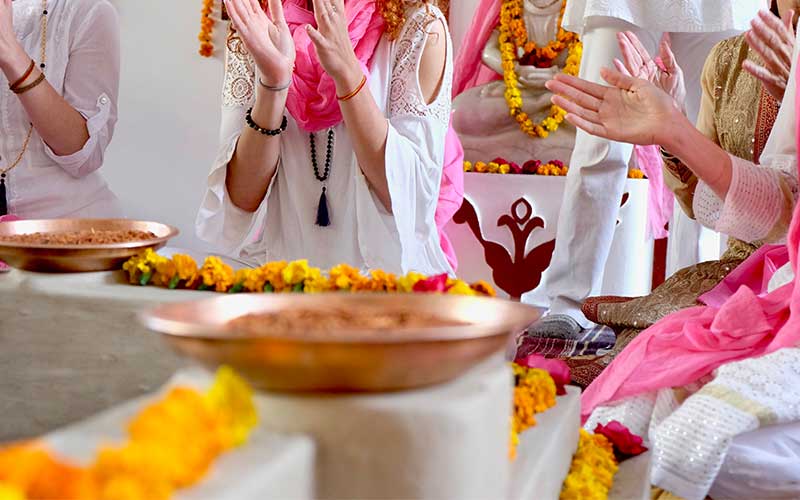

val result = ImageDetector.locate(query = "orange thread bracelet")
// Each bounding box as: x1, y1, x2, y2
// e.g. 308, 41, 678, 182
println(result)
337, 74, 367, 102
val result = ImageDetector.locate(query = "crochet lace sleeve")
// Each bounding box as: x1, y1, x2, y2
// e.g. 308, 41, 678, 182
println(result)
388, 6, 451, 126
692, 153, 798, 243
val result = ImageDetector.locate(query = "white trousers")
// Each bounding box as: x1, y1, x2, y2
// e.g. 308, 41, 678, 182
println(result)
546, 16, 740, 326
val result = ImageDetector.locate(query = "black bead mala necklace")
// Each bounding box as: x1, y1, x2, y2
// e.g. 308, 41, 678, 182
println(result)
309, 129, 334, 226
0, 0, 48, 216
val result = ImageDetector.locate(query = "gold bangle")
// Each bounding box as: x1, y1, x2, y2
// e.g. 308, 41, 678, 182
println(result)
337, 74, 367, 102
13, 72, 45, 95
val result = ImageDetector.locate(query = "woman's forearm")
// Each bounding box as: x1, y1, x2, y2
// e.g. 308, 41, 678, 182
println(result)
1, 45, 89, 156
226, 84, 288, 212
334, 65, 391, 210
662, 112, 733, 200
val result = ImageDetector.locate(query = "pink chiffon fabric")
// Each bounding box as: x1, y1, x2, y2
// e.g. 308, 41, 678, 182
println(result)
699, 244, 790, 308
283, 0, 463, 269
580, 57, 800, 422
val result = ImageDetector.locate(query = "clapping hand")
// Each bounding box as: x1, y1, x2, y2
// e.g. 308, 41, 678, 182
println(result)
306, 0, 363, 91
225, 0, 295, 87
545, 69, 681, 146
614, 32, 686, 112
744, 9, 796, 102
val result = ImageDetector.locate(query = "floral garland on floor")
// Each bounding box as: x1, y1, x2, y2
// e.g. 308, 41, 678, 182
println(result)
465, 158, 645, 178
0, 367, 257, 500
499, 0, 582, 139
198, 0, 216, 57
122, 250, 496, 297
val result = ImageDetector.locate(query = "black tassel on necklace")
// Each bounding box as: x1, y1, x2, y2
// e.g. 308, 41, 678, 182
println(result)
0, 174, 7, 216
309, 129, 334, 227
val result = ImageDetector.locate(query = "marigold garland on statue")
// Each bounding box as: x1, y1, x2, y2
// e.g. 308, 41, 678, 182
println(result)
0, 367, 257, 500
122, 250, 497, 297
499, 0, 581, 139
509, 0, 578, 67
198, 0, 215, 57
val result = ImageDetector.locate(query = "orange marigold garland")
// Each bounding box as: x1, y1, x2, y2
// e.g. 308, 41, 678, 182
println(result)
198, 0, 215, 57
0, 367, 257, 500
509, 363, 558, 460
509, 0, 578, 67
499, 0, 582, 139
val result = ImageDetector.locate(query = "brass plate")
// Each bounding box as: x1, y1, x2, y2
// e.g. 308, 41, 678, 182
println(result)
140, 293, 540, 392
0, 219, 179, 272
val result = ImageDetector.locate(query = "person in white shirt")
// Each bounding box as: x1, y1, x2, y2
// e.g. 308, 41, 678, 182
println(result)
528, 0, 765, 338
0, 0, 120, 218
197, 0, 453, 275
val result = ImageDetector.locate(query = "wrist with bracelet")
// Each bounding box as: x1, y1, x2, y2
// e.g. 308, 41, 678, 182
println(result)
245, 107, 288, 136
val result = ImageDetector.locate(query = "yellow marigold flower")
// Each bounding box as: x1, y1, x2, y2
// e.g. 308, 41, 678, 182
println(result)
262, 261, 288, 292
204, 366, 258, 448
488, 162, 500, 174
446, 280, 476, 296
199, 256, 235, 292
357, 269, 398, 292
243, 266, 269, 292
304, 267, 331, 293
173, 254, 199, 289
512, 365, 557, 435
397, 271, 425, 293
475, 161, 488, 173
154, 259, 177, 288
508, 418, 520, 461
329, 263, 366, 290
463, 161, 473, 172
282, 259, 311, 287
0, 483, 24, 500
498, 164, 511, 174
628, 168, 645, 179
98, 475, 168, 500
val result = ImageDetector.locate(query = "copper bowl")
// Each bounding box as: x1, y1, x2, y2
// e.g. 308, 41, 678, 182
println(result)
0, 219, 179, 272
140, 293, 541, 392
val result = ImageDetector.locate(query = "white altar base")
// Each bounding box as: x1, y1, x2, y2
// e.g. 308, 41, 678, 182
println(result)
446, 174, 653, 306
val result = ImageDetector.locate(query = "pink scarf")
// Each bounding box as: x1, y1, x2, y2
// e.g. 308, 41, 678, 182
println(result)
283, 0, 385, 132
580, 57, 800, 421
282, 0, 463, 269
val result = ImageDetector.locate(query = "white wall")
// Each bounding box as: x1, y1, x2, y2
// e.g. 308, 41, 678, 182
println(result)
104, 0, 224, 250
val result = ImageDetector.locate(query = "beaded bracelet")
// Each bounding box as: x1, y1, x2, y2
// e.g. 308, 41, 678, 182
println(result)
245, 108, 288, 136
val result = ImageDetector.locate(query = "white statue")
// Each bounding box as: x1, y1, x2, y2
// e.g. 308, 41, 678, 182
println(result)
453, 0, 576, 165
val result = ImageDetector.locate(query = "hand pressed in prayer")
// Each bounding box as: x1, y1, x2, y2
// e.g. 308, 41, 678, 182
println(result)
744, 9, 796, 102
306, 0, 363, 92
545, 69, 680, 146
225, 0, 295, 86
615, 32, 686, 112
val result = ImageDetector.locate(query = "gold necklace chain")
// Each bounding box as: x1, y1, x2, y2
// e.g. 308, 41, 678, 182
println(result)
1, 0, 48, 177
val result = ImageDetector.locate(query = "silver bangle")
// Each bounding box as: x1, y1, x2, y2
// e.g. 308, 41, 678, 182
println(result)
258, 77, 291, 92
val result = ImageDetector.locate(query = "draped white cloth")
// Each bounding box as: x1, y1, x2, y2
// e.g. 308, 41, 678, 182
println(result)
563, 0, 767, 33
5, 0, 120, 218
196, 5, 453, 276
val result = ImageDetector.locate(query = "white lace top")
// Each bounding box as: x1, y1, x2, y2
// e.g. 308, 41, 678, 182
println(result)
563, 0, 763, 33
197, 5, 453, 275
4, 0, 120, 218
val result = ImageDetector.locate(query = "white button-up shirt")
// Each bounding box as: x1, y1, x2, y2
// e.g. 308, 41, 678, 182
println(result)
5, 0, 120, 218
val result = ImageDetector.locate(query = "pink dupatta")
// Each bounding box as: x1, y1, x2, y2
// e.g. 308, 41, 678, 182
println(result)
581, 55, 800, 422
282, 0, 463, 269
